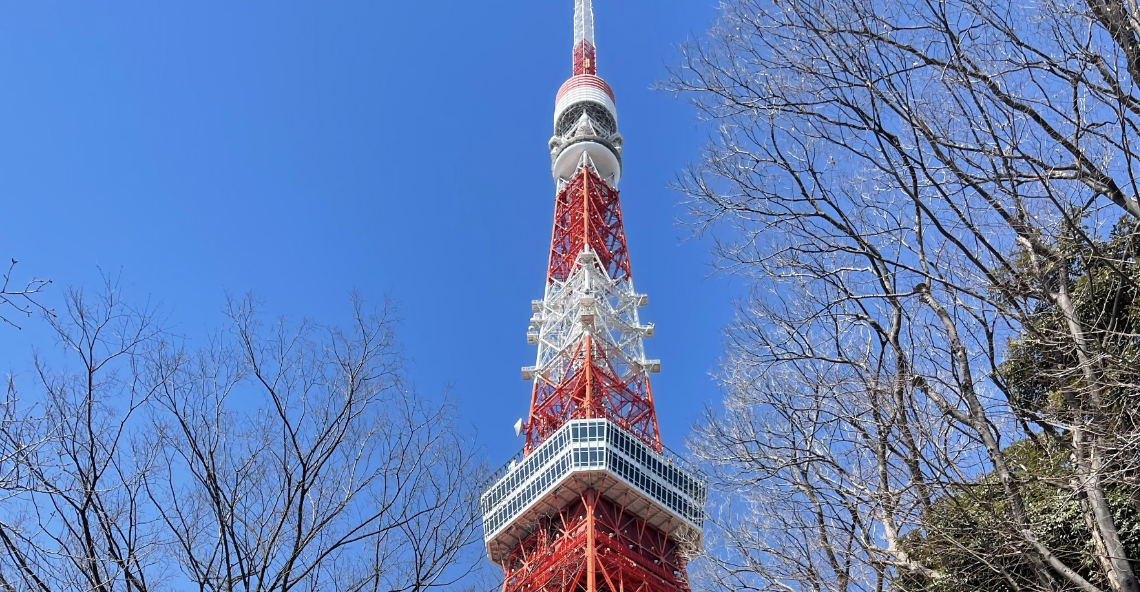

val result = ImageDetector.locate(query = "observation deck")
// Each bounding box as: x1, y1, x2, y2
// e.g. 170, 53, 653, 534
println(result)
480, 418, 707, 566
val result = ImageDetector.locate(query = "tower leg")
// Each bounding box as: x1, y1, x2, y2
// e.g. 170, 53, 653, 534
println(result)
586, 489, 596, 591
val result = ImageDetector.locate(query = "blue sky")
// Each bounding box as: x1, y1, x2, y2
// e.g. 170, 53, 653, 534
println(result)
0, 1, 738, 465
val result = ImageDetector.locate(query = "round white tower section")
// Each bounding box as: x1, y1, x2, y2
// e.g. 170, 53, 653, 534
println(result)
552, 141, 621, 184
549, 75, 624, 187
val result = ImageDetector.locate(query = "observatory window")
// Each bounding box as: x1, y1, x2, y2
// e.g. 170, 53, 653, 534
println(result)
481, 418, 708, 540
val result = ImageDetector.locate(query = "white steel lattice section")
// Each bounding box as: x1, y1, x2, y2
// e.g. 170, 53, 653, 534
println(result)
525, 247, 655, 387
574, 0, 595, 46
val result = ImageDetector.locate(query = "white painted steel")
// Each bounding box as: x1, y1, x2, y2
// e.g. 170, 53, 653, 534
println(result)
524, 230, 653, 391
553, 142, 620, 185
574, 0, 595, 47
480, 418, 707, 565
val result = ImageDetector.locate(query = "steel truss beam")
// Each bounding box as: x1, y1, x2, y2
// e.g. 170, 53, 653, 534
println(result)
501, 488, 690, 592
547, 166, 629, 284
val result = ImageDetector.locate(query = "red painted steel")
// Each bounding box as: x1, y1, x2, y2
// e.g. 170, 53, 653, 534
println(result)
547, 167, 630, 284
573, 40, 597, 76
501, 489, 690, 592
523, 166, 660, 455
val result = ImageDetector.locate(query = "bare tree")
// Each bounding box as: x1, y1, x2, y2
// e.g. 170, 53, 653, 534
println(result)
664, 0, 1140, 590
144, 294, 484, 592
0, 284, 484, 592
0, 259, 50, 329
0, 279, 164, 592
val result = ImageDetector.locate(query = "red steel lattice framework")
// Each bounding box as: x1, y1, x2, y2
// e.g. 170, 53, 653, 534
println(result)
524, 166, 661, 456
489, 2, 696, 591
501, 490, 689, 592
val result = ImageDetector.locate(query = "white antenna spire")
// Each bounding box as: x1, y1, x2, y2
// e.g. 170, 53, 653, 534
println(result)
574, 0, 595, 48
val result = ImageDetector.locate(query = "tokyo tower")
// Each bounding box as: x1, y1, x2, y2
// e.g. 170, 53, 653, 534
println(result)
479, 1, 707, 590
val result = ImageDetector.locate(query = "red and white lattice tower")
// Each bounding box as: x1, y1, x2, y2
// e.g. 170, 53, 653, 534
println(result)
480, 2, 706, 590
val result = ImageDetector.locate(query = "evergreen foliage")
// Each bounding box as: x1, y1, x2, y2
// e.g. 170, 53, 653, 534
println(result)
899, 220, 1140, 591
